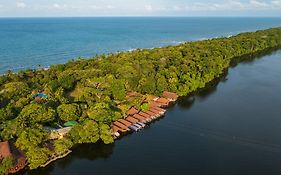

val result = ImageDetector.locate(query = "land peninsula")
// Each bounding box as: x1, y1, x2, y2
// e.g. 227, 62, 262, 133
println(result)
0, 27, 281, 174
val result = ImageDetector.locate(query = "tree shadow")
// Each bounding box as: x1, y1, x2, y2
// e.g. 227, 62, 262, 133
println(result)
177, 96, 196, 110
177, 46, 281, 109
230, 46, 281, 67
23, 46, 281, 175
25, 142, 115, 175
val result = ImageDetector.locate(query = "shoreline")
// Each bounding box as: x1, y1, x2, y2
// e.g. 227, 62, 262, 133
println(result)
24, 42, 281, 175
0, 29, 263, 75
40, 150, 72, 168
1, 27, 281, 174
34, 46, 281, 171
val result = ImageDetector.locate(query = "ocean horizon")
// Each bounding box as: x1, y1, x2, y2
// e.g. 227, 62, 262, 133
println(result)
0, 17, 281, 74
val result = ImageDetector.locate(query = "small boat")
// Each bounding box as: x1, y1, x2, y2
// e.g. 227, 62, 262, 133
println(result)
133, 123, 143, 129
137, 122, 145, 128
114, 132, 120, 137
129, 125, 140, 132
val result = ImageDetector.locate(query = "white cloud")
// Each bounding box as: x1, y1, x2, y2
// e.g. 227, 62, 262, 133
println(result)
53, 3, 68, 9
143, 4, 168, 12
272, 0, 281, 6
144, 1, 243, 12
3, 0, 281, 17
172, 6, 181, 11
229, 0, 245, 9
186, 3, 218, 11
250, 0, 269, 8
90, 5, 102, 10
182, 0, 281, 11
53, 3, 60, 9
106, 5, 115, 9
89, 5, 115, 10
17, 2, 26, 8
145, 4, 153, 11
140, 0, 281, 13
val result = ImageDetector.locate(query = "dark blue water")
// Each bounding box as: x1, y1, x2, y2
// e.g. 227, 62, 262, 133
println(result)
2, 17, 281, 175
0, 17, 281, 73
26, 49, 281, 175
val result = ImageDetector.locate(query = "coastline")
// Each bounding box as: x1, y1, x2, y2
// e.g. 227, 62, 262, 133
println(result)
24, 45, 281, 173
36, 43, 280, 169
0, 30, 271, 75
1, 27, 281, 174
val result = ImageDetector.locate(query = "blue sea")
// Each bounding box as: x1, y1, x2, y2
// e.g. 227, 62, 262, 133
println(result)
0, 17, 281, 74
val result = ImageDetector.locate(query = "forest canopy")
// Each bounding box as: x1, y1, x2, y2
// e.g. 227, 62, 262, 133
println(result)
0, 27, 281, 170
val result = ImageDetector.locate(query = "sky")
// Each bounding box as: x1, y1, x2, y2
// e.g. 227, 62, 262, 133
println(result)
0, 0, 281, 17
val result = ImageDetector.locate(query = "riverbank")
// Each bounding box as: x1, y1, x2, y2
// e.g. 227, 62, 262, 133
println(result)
40, 150, 72, 168
1, 27, 281, 174
108, 44, 281, 138
24, 48, 281, 175
23, 47, 281, 173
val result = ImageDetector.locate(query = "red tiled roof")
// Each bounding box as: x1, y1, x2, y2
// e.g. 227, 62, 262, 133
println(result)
149, 108, 161, 114
145, 111, 157, 117
138, 112, 150, 118
163, 91, 178, 100
0, 141, 27, 174
127, 107, 139, 116
0, 141, 12, 158
151, 106, 166, 112
132, 114, 147, 122
126, 116, 139, 124
148, 110, 159, 115
112, 125, 123, 133
113, 121, 129, 130
150, 101, 162, 107
151, 96, 159, 100
156, 98, 169, 105
118, 119, 132, 127
34, 96, 42, 102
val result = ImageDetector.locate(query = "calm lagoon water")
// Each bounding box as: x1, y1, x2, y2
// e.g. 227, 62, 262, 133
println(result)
0, 17, 281, 73
25, 50, 281, 175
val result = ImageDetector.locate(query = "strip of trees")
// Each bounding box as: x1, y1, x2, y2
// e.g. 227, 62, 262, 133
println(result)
0, 27, 281, 170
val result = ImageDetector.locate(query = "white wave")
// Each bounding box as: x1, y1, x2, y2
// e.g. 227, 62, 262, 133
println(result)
128, 48, 137, 52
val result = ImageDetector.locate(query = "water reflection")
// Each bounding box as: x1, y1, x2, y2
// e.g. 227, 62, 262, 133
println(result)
26, 142, 115, 175
230, 46, 281, 67
196, 46, 281, 102
162, 121, 281, 154
71, 142, 115, 160
197, 77, 222, 101
177, 97, 195, 110
24, 48, 281, 175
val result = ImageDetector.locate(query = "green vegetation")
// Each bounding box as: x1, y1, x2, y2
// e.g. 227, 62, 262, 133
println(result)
57, 104, 81, 122
0, 27, 281, 170
0, 157, 13, 174
0, 157, 13, 175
